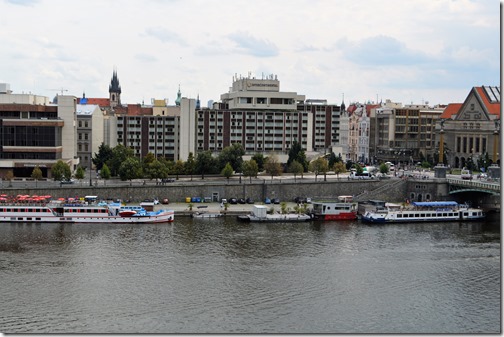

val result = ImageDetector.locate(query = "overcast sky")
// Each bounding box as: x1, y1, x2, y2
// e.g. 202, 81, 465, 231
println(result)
0, 0, 500, 107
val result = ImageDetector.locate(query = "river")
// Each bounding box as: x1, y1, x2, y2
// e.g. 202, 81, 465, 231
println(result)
0, 216, 500, 334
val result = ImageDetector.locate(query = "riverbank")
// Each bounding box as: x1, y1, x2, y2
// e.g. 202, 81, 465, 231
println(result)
155, 201, 301, 217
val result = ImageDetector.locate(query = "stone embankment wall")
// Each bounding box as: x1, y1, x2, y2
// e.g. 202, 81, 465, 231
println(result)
2, 178, 432, 204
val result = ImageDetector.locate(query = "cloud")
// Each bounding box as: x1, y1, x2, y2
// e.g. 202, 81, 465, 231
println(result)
144, 26, 187, 47
227, 31, 279, 57
338, 35, 430, 67
5, 0, 38, 5
135, 53, 158, 63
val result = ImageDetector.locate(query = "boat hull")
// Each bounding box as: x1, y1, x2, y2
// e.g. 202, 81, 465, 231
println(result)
237, 214, 312, 223
315, 212, 358, 221
0, 204, 175, 224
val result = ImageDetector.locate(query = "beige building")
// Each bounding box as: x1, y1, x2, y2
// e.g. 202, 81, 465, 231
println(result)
437, 86, 500, 169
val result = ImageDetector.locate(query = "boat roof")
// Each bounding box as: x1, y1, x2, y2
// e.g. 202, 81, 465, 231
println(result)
412, 201, 458, 207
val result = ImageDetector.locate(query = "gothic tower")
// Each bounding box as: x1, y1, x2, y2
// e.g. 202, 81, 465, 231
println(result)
109, 69, 122, 108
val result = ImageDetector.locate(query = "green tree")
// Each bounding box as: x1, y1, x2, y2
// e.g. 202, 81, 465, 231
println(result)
327, 151, 340, 168
353, 164, 364, 175
107, 144, 134, 177
379, 163, 389, 175
100, 163, 111, 185
184, 152, 196, 181
264, 155, 283, 181
173, 160, 185, 179
144, 159, 169, 182
52, 160, 71, 181
92, 143, 113, 171
309, 157, 329, 181
251, 153, 266, 172
242, 159, 259, 183
218, 144, 245, 172
118, 157, 143, 182
221, 162, 234, 181
31, 165, 43, 187
75, 166, 85, 185
287, 140, 308, 172
288, 160, 304, 182
195, 151, 218, 179
333, 161, 346, 179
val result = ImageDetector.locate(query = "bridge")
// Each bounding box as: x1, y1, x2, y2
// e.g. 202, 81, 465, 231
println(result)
446, 178, 501, 196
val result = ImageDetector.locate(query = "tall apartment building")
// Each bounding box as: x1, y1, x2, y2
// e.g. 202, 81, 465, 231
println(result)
188, 75, 343, 161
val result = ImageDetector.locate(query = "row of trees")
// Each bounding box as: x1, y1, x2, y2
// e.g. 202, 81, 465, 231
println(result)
87, 141, 351, 182
23, 141, 371, 183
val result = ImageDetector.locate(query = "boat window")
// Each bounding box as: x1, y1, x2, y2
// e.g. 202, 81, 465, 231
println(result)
397, 214, 402, 218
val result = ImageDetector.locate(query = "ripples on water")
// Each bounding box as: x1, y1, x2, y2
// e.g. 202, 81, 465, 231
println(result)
0, 218, 500, 334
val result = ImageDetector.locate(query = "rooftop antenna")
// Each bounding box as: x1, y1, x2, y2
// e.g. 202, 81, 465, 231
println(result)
48, 88, 68, 95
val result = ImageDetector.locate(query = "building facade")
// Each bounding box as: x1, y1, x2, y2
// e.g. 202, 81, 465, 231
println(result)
0, 84, 79, 178
437, 86, 500, 169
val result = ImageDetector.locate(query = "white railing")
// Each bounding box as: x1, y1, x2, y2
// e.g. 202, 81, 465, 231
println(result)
446, 178, 501, 192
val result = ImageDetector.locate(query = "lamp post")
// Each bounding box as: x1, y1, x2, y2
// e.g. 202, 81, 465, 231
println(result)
488, 119, 500, 179
89, 157, 92, 187
434, 119, 448, 178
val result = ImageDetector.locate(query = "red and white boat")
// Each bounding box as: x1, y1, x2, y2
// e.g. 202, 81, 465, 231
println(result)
0, 201, 174, 224
310, 196, 358, 220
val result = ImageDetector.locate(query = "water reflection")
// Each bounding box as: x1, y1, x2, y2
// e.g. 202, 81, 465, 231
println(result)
0, 218, 500, 333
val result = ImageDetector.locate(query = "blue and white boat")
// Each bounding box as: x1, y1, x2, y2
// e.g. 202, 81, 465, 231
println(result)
361, 201, 485, 223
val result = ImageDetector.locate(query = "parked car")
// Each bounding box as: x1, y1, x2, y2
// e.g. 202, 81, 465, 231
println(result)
238, 198, 246, 204
60, 178, 75, 184
161, 198, 170, 204
294, 196, 307, 204
246, 197, 254, 204
264, 197, 271, 204
228, 198, 238, 204
272, 198, 280, 204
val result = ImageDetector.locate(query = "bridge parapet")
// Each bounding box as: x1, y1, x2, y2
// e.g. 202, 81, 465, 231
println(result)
446, 178, 501, 194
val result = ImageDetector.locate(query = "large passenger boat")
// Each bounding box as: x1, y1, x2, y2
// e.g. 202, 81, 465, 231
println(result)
310, 196, 358, 220
361, 201, 484, 224
0, 201, 174, 224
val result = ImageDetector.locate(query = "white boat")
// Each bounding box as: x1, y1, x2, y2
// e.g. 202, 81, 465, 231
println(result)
192, 211, 223, 218
0, 201, 174, 224
310, 195, 358, 220
238, 205, 312, 223
361, 201, 485, 224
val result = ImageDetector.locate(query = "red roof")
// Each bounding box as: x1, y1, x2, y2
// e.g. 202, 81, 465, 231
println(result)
85, 98, 110, 107
475, 86, 500, 116
440, 103, 462, 119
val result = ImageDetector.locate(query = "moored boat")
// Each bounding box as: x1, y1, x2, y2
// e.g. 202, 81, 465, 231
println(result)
238, 205, 312, 223
0, 201, 174, 224
310, 195, 358, 220
192, 211, 223, 218
361, 201, 485, 224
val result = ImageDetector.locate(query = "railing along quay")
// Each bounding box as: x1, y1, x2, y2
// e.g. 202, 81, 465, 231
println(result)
446, 178, 501, 194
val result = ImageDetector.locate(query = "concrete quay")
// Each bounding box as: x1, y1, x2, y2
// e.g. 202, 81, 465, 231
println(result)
155, 201, 300, 217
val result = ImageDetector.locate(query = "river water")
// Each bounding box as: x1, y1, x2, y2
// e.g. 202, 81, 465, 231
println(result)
0, 216, 500, 334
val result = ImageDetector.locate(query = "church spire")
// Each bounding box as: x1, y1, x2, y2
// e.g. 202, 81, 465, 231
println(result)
175, 84, 181, 106
109, 68, 121, 108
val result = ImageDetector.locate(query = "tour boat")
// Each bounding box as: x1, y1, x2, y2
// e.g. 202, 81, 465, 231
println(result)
310, 196, 358, 220
361, 201, 485, 224
0, 201, 174, 224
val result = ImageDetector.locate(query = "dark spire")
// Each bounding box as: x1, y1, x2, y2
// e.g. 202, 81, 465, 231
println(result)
109, 69, 121, 94
175, 84, 181, 106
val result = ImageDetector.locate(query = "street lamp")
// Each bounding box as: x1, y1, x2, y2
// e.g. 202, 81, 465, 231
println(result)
89, 158, 92, 187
